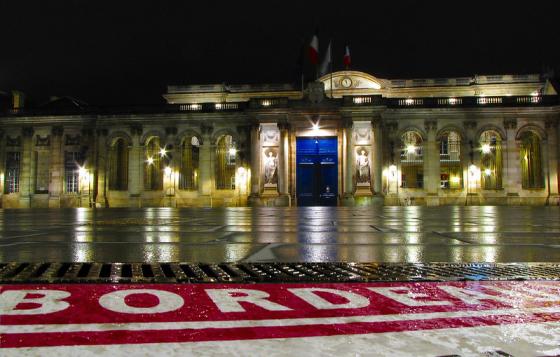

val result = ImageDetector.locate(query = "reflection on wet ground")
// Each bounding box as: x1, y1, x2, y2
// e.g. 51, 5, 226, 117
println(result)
1, 206, 559, 263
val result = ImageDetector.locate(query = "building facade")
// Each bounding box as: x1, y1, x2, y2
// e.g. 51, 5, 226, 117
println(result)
1, 71, 559, 208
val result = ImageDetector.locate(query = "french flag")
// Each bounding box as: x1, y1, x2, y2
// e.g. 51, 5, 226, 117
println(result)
343, 45, 351, 69
309, 33, 319, 65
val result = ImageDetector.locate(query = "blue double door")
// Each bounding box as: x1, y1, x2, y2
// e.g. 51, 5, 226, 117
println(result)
296, 137, 338, 206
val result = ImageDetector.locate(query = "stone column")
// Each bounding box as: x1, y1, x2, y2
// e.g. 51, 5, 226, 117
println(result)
342, 118, 354, 205
48, 126, 64, 208
18, 127, 33, 207
424, 120, 439, 206
545, 120, 559, 205
198, 124, 213, 206
503, 118, 521, 203
95, 129, 108, 207
276, 122, 290, 206
249, 123, 261, 200
372, 117, 383, 195
128, 125, 143, 207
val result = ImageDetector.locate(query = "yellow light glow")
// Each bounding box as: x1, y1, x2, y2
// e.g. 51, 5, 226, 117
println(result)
388, 164, 397, 179
451, 176, 461, 183
229, 148, 237, 156
405, 98, 414, 105
78, 166, 88, 177
164, 167, 172, 176
484, 168, 492, 176
159, 148, 167, 157
469, 164, 478, 177
312, 123, 319, 131
406, 145, 416, 154
481, 144, 491, 154
146, 157, 154, 165
448, 97, 457, 105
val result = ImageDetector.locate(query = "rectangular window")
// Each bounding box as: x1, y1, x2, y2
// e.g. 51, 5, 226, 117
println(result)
5, 152, 21, 193
65, 151, 83, 193
35, 151, 50, 193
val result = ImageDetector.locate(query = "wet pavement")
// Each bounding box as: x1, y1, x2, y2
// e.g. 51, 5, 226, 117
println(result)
1, 206, 560, 263
2, 206, 560, 356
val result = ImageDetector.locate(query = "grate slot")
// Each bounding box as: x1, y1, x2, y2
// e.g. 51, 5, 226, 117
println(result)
99, 264, 111, 278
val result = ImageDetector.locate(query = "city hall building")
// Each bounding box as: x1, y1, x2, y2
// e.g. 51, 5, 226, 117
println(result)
0, 70, 559, 208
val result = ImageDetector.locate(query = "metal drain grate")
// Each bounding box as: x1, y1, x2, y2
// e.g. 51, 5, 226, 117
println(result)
1, 262, 559, 284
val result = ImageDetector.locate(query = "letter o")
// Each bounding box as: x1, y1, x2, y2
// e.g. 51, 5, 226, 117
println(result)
99, 289, 184, 314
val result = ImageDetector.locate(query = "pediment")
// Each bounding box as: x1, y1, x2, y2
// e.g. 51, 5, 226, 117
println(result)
318, 71, 386, 93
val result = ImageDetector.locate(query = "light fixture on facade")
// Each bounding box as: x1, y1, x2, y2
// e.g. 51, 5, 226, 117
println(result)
448, 97, 458, 105
484, 168, 492, 176
405, 98, 414, 105
406, 145, 416, 154
229, 147, 237, 156
468, 164, 478, 177
146, 157, 154, 165
78, 166, 88, 177
388, 164, 397, 178
164, 167, 172, 176
481, 144, 491, 154
312, 123, 320, 131
451, 176, 461, 184
159, 147, 167, 157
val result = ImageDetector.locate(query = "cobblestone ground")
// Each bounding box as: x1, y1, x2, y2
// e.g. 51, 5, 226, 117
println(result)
1, 206, 560, 263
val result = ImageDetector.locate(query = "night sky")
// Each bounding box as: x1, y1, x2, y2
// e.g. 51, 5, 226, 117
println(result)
1, 1, 559, 106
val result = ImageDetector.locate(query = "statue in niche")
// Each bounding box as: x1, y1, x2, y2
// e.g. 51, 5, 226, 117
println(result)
263, 149, 278, 185
356, 148, 371, 184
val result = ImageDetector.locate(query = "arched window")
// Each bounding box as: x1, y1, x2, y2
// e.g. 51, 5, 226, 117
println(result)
520, 131, 544, 189
144, 137, 164, 190
179, 136, 199, 190
440, 131, 462, 189
400, 131, 423, 188
109, 138, 128, 191
479, 130, 502, 190
216, 135, 236, 190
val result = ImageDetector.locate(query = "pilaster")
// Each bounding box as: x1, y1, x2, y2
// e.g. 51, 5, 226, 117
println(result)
249, 123, 261, 199
342, 117, 354, 205
48, 126, 64, 208
198, 124, 213, 205
128, 125, 143, 207
19, 127, 33, 207
545, 119, 559, 205
424, 120, 439, 206
503, 118, 521, 202
372, 117, 383, 195
276, 122, 291, 206
95, 129, 108, 207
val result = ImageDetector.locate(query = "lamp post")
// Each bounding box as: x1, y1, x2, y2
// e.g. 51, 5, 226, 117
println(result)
78, 166, 91, 208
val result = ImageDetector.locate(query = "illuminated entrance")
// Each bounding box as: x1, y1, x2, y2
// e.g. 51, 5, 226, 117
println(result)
296, 137, 338, 206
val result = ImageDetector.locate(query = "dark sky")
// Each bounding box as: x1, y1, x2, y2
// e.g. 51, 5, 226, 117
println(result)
1, 1, 559, 106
